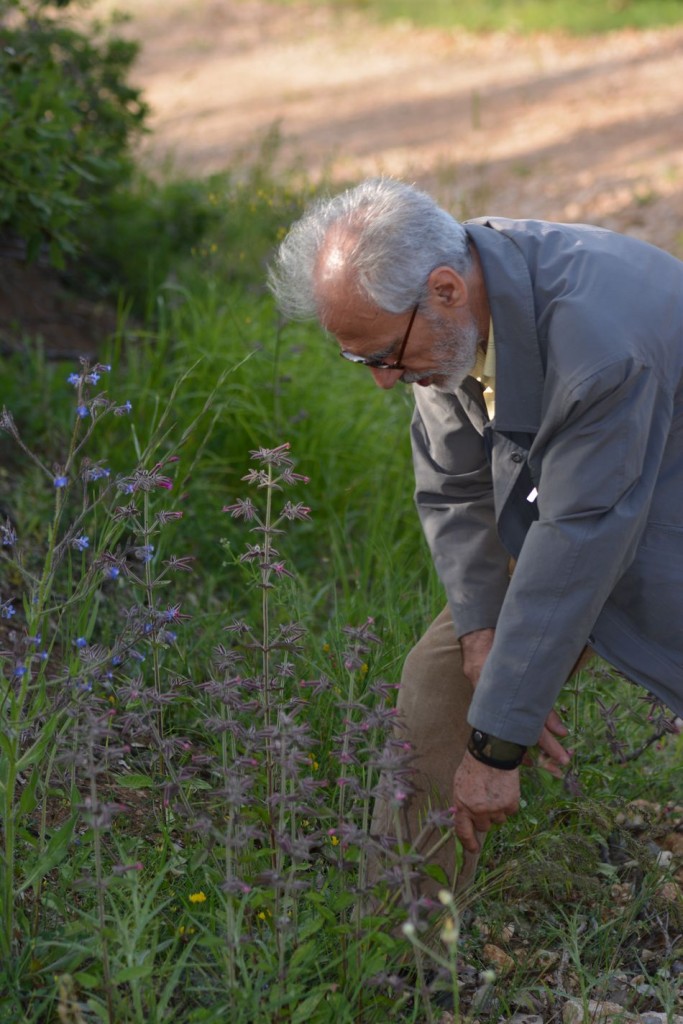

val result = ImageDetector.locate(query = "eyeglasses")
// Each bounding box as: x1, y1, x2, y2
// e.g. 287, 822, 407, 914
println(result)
339, 303, 419, 371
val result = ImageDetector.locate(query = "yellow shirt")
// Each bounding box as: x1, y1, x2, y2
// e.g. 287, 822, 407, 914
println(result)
472, 324, 496, 419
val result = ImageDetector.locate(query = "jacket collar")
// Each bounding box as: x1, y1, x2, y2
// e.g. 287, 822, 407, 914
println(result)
464, 220, 544, 434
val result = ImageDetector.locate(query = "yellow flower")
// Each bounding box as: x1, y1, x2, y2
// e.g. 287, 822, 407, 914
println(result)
360, 663, 368, 676
322, 643, 331, 653
189, 891, 207, 904
330, 835, 340, 847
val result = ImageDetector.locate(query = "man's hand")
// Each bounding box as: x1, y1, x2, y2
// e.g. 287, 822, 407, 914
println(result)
532, 708, 572, 777
452, 751, 520, 853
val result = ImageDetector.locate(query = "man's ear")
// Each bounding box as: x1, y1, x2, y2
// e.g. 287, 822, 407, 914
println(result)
426, 265, 469, 309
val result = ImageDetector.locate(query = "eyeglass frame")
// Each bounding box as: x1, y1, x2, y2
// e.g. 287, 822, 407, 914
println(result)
338, 303, 419, 371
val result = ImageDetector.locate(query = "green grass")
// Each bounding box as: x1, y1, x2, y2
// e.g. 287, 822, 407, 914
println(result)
274, 0, 683, 34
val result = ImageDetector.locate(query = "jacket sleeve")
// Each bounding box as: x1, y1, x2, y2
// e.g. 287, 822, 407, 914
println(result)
468, 359, 671, 745
411, 384, 510, 637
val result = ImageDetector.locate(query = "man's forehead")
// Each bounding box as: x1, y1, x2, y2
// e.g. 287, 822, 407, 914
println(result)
320, 291, 386, 339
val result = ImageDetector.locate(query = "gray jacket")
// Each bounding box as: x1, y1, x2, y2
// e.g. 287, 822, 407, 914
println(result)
411, 217, 683, 745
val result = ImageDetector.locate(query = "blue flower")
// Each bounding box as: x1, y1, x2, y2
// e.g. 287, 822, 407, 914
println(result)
67, 373, 81, 386
72, 536, 89, 552
76, 405, 89, 419
74, 637, 88, 649
100, 364, 112, 372
114, 401, 133, 416
105, 566, 120, 580
1, 602, 16, 620
85, 372, 100, 385
13, 664, 26, 678
54, 475, 68, 488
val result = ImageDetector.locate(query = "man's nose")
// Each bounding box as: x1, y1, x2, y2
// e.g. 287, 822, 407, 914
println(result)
369, 367, 403, 390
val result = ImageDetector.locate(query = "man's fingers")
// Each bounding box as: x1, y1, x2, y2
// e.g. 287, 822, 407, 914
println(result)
538, 727, 571, 766
545, 709, 568, 737
535, 751, 565, 779
454, 811, 483, 853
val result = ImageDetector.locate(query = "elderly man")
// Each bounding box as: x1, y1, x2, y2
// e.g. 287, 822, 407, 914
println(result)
269, 177, 683, 891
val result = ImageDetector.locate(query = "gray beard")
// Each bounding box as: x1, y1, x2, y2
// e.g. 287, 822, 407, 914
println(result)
403, 310, 480, 392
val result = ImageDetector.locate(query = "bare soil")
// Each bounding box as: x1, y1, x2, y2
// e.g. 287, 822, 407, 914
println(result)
119, 0, 683, 252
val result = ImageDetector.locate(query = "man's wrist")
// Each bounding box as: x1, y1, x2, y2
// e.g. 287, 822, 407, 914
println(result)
467, 728, 527, 770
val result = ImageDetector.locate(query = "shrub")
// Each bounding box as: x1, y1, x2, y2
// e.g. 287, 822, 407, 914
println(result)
0, 0, 148, 265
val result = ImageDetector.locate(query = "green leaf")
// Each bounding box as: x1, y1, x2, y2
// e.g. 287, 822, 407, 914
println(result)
16, 769, 39, 818
73, 971, 100, 988
115, 774, 155, 788
287, 939, 317, 973
16, 713, 60, 772
298, 915, 325, 940
291, 988, 328, 1024
18, 814, 77, 894
113, 963, 152, 984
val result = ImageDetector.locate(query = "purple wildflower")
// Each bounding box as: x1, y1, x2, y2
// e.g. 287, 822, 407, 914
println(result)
76, 405, 89, 419
85, 465, 111, 482
1, 602, 16, 619
223, 498, 257, 520
134, 545, 154, 563
1, 521, 16, 547
72, 536, 89, 552
54, 475, 68, 489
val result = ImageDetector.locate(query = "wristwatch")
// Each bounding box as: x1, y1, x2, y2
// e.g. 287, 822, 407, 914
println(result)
467, 729, 527, 770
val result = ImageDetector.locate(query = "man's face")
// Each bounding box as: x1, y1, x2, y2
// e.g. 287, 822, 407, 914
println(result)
321, 281, 480, 393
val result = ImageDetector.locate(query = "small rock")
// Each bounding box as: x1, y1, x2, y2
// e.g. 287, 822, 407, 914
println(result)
563, 999, 636, 1024
657, 880, 680, 902
662, 832, 683, 856
656, 849, 673, 869
610, 882, 635, 904
482, 943, 515, 974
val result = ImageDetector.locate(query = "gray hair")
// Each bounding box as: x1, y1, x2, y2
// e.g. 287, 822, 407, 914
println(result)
268, 177, 471, 320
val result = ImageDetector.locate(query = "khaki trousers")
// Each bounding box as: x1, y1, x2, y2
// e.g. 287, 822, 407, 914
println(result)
370, 605, 484, 899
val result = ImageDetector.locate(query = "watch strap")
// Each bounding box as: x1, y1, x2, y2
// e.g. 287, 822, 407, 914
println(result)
467, 729, 527, 770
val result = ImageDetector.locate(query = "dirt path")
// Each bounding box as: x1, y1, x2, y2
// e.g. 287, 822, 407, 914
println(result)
99, 1, 683, 253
